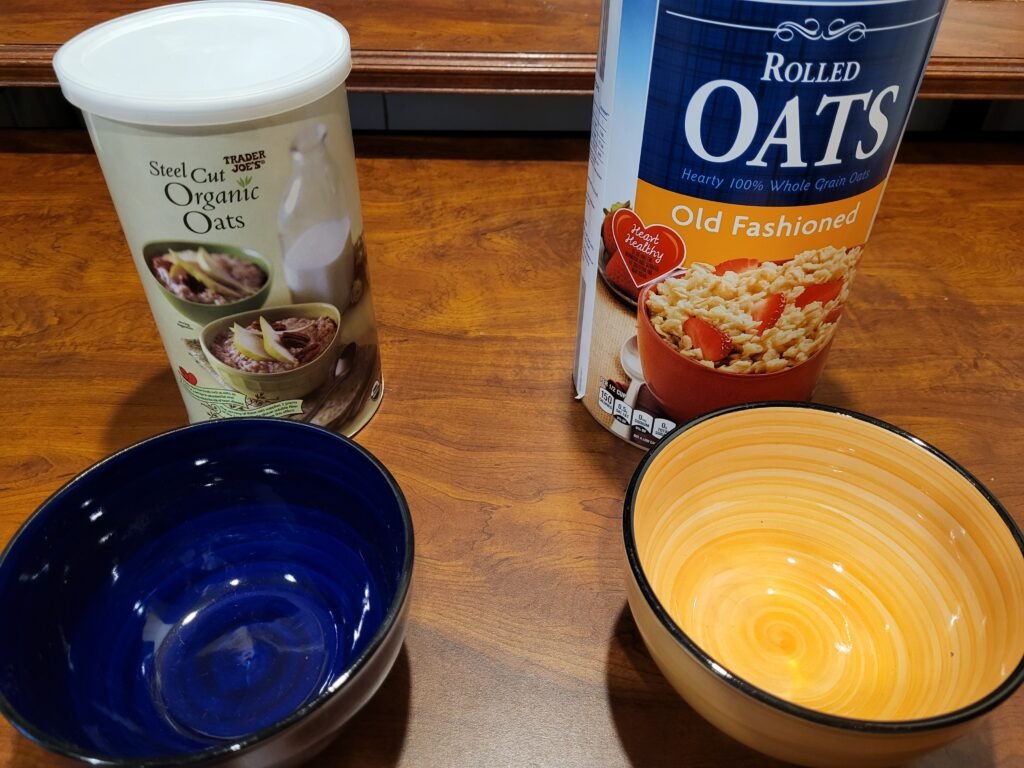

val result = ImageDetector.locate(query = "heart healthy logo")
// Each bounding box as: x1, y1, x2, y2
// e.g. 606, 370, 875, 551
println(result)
611, 208, 686, 287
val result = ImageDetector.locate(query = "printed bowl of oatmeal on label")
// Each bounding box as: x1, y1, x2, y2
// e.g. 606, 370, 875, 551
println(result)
200, 303, 341, 401
637, 246, 858, 423
143, 240, 272, 324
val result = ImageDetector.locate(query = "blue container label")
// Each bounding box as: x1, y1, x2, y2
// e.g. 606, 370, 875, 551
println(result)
640, 0, 946, 206
573, 0, 947, 446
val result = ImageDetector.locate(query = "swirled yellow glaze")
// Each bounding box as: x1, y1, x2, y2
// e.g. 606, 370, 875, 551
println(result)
634, 408, 1024, 720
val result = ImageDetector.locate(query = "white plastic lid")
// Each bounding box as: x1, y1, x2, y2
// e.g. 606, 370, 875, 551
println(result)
54, 1, 352, 127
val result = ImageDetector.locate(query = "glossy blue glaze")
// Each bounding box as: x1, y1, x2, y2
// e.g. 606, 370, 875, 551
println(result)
0, 419, 412, 763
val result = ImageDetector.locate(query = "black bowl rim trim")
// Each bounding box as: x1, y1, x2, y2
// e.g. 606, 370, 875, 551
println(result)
622, 401, 1024, 734
0, 417, 415, 767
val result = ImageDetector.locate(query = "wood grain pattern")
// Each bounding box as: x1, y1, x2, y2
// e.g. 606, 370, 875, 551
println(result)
0, 0, 1021, 96
1, 133, 1023, 767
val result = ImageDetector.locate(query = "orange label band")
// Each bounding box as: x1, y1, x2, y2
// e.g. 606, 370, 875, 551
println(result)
634, 180, 885, 264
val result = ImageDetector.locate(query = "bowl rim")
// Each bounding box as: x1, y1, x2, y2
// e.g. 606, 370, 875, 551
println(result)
636, 283, 830, 381
0, 417, 414, 766
622, 400, 1024, 733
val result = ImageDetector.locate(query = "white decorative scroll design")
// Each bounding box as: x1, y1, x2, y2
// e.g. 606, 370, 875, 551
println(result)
774, 19, 868, 42
664, 10, 942, 41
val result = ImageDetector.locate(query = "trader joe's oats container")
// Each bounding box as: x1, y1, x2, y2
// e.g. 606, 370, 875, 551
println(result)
54, 1, 381, 434
574, 0, 947, 448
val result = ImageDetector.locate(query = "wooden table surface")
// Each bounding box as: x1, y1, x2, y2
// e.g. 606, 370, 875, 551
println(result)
1, 0, 1023, 97
1, 132, 1024, 767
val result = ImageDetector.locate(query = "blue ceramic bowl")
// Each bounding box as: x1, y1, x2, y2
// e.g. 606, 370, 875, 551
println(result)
0, 419, 413, 767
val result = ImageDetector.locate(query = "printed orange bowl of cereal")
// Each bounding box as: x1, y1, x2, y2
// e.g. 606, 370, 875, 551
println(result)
636, 247, 861, 424
199, 302, 341, 401
143, 240, 272, 325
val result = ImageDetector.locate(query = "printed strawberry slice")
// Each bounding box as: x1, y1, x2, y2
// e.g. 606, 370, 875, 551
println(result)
795, 278, 844, 309
714, 258, 760, 276
684, 317, 732, 363
751, 293, 786, 335
604, 250, 639, 299
601, 201, 630, 254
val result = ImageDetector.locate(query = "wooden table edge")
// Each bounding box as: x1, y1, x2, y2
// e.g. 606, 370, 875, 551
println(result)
4, 45, 1024, 98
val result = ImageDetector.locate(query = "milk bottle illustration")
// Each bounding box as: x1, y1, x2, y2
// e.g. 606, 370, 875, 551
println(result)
278, 123, 355, 308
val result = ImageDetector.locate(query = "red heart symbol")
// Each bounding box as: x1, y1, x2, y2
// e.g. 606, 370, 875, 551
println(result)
611, 209, 685, 287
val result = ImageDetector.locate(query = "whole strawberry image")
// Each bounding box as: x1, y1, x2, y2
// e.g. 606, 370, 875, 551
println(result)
597, 201, 638, 302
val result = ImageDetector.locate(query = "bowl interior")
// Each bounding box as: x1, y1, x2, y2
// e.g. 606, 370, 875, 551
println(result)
629, 405, 1024, 722
0, 419, 411, 762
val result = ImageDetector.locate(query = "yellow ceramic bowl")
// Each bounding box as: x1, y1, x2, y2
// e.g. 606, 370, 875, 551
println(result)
624, 403, 1024, 768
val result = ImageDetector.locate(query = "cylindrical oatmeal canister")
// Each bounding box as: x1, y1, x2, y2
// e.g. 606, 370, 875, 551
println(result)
574, 0, 948, 448
54, 1, 382, 434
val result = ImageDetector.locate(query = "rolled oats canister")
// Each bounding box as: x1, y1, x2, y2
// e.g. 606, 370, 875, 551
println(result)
54, 1, 382, 434
574, 0, 948, 448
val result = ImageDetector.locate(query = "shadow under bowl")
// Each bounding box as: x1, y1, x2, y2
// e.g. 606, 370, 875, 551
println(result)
623, 403, 1024, 768
143, 241, 272, 326
0, 418, 413, 768
636, 284, 831, 425
199, 303, 342, 402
